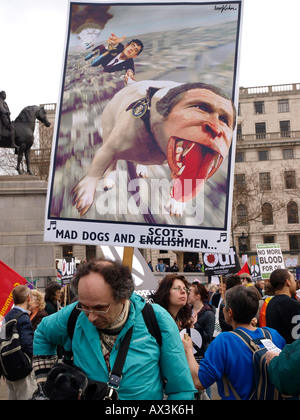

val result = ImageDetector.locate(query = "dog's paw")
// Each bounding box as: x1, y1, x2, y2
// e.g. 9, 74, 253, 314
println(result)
103, 171, 116, 191
165, 197, 186, 217
71, 175, 98, 216
136, 164, 149, 178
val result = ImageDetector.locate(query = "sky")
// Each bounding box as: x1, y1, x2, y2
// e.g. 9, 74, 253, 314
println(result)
0, 0, 299, 119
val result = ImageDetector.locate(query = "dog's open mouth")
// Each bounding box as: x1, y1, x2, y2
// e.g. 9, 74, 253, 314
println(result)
167, 137, 223, 202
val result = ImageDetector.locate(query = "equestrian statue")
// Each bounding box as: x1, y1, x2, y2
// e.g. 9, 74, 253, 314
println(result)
0, 90, 51, 175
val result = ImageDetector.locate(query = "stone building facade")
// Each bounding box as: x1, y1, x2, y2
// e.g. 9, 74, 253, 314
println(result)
233, 83, 300, 264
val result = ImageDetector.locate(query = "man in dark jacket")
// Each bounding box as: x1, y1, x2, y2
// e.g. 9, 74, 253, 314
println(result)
86, 34, 143, 84
4, 285, 36, 399
266, 268, 300, 344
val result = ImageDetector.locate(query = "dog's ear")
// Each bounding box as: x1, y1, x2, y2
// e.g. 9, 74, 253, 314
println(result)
147, 87, 160, 100
126, 87, 161, 112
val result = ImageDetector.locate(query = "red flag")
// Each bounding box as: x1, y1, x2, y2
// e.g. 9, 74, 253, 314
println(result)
0, 261, 28, 320
238, 262, 251, 276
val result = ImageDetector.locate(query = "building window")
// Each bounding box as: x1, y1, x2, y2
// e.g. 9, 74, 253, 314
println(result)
235, 174, 246, 192
86, 245, 96, 261
289, 235, 300, 251
278, 99, 289, 113
285, 171, 296, 189
263, 235, 275, 243
237, 124, 242, 140
259, 172, 271, 191
254, 101, 265, 114
255, 122, 266, 139
262, 203, 273, 225
287, 201, 299, 224
237, 204, 248, 225
280, 120, 291, 137
282, 149, 294, 160
258, 150, 269, 161
62, 245, 73, 259
236, 151, 245, 162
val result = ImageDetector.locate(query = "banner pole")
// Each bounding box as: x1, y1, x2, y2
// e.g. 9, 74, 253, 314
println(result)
122, 247, 134, 270
220, 275, 225, 300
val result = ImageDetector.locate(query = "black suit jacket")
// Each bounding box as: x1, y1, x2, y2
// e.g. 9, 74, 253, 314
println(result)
100, 43, 135, 74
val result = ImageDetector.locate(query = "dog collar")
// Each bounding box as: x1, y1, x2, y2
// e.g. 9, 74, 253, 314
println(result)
126, 87, 160, 134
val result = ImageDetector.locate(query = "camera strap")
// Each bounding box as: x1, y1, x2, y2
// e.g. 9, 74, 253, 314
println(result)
107, 325, 133, 390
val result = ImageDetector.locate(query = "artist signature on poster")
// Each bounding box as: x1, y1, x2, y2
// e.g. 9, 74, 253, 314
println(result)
214, 4, 237, 13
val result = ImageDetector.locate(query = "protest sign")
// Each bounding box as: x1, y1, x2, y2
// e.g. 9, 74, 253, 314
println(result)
202, 246, 240, 277
56, 257, 80, 286
180, 328, 203, 356
101, 246, 158, 300
256, 243, 285, 279
44, 1, 244, 254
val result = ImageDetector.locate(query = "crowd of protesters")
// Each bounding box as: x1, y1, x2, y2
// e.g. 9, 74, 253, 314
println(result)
1, 259, 300, 400
148, 260, 204, 273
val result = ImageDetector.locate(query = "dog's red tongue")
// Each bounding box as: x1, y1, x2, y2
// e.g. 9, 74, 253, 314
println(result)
167, 139, 216, 202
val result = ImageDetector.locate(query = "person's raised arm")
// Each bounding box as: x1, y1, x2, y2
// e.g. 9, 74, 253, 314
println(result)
182, 335, 204, 390
107, 33, 126, 46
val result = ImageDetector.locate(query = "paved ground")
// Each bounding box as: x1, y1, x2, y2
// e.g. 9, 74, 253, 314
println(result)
0, 376, 220, 401
0, 377, 8, 400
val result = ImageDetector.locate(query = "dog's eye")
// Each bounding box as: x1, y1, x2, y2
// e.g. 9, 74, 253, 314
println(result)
219, 115, 229, 125
192, 103, 209, 112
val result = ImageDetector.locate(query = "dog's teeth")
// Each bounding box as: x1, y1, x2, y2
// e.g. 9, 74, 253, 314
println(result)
177, 140, 184, 147
214, 154, 221, 167
175, 153, 182, 162
176, 165, 185, 176
177, 162, 183, 168
182, 143, 195, 157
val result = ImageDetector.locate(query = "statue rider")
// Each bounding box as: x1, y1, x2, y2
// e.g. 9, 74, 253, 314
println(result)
0, 91, 19, 149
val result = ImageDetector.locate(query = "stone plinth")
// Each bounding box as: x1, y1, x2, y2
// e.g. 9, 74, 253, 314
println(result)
0, 175, 56, 285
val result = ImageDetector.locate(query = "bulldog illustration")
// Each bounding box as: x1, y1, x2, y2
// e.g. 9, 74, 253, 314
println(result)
72, 80, 236, 217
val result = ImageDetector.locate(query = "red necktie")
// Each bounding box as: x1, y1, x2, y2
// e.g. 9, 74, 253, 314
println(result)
106, 58, 119, 68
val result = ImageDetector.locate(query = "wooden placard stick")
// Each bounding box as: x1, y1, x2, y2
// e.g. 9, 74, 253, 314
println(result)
220, 275, 225, 300
122, 247, 134, 270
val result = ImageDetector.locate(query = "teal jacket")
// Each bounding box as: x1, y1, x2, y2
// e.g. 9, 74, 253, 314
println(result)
34, 293, 196, 400
268, 339, 300, 396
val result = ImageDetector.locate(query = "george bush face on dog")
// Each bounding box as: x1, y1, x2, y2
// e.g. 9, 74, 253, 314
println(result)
152, 84, 235, 202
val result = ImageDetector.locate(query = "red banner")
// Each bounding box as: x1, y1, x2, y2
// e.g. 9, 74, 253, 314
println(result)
237, 262, 251, 276
0, 261, 28, 320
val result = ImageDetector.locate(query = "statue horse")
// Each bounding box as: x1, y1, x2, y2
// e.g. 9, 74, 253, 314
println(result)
0, 105, 51, 175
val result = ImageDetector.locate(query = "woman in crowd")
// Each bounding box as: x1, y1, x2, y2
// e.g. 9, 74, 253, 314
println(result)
151, 274, 192, 329
44, 282, 62, 315
29, 290, 48, 331
188, 282, 215, 359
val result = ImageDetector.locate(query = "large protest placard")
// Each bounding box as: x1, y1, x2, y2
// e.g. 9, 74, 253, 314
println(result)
256, 243, 285, 279
202, 246, 240, 277
44, 0, 244, 254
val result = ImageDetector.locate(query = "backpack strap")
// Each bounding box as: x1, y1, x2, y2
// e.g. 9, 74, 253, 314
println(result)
67, 304, 81, 341
223, 328, 273, 400
63, 304, 81, 363
222, 376, 242, 400
141, 302, 162, 347
231, 328, 262, 353
260, 327, 272, 340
